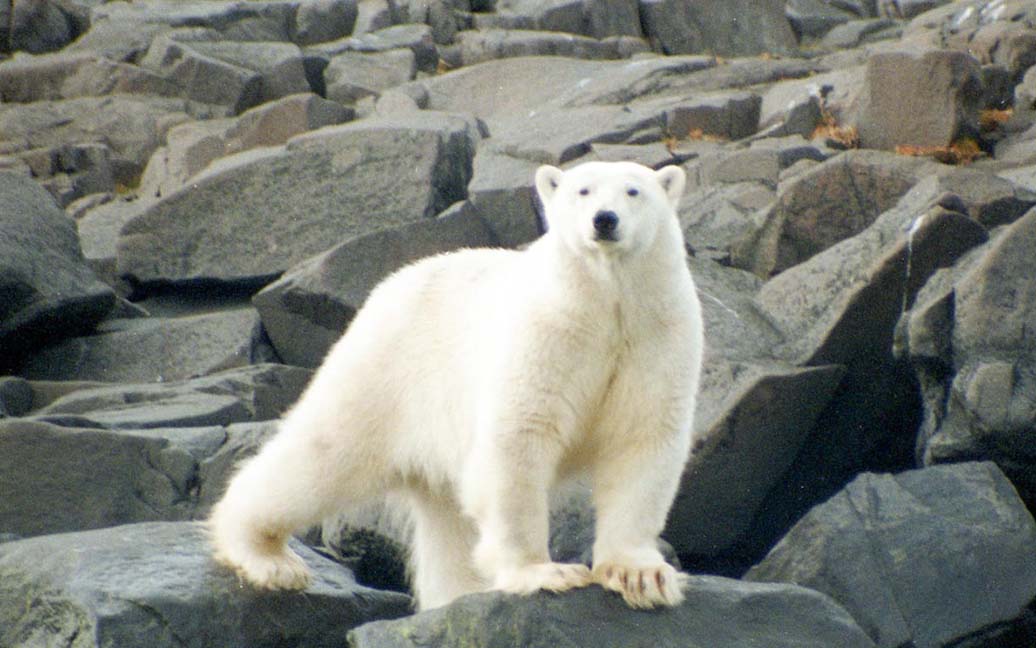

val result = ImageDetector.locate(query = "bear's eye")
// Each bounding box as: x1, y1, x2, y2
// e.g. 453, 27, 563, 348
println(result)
627, 187, 639, 197
578, 187, 590, 196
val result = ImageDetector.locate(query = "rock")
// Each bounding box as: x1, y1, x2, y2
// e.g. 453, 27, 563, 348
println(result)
188, 40, 312, 105
0, 51, 179, 103
139, 92, 353, 200
196, 420, 278, 513
852, 49, 984, 150
324, 49, 416, 104
295, 0, 360, 46
117, 111, 480, 288
312, 23, 439, 73
0, 419, 225, 537
679, 180, 776, 263
483, 0, 643, 39
466, 145, 544, 247
452, 28, 643, 66
785, 0, 856, 41
29, 363, 312, 430
254, 207, 496, 368
734, 150, 942, 277
349, 576, 875, 648
821, 18, 900, 49
747, 462, 1036, 648
662, 91, 762, 141
11, 141, 117, 207
19, 308, 278, 383
898, 208, 1036, 508
638, 0, 797, 57
0, 522, 412, 648
0, 376, 34, 418
9, 0, 76, 54
0, 95, 194, 185
0, 171, 116, 372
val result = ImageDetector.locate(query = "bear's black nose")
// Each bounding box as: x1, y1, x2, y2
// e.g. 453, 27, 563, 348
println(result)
593, 210, 619, 236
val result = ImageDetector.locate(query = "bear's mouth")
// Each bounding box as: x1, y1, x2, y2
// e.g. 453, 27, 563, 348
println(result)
593, 231, 619, 243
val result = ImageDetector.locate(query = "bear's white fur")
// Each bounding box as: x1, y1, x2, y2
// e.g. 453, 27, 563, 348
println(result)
209, 161, 704, 610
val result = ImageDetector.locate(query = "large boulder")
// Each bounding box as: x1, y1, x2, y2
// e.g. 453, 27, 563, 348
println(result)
638, 0, 797, 57
116, 112, 480, 288
0, 522, 412, 648
0, 171, 115, 372
349, 576, 875, 647
897, 207, 1036, 507
747, 462, 1036, 648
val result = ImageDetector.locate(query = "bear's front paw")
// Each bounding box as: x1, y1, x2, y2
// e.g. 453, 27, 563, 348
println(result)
217, 547, 312, 591
493, 562, 592, 596
592, 561, 688, 609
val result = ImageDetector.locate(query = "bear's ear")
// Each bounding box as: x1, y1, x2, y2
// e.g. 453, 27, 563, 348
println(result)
535, 165, 564, 203
655, 166, 686, 207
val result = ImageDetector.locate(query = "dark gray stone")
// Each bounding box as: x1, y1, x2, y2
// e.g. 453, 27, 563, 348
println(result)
0, 376, 33, 418
453, 28, 644, 66
117, 111, 479, 287
639, 0, 797, 57
254, 207, 496, 368
349, 576, 874, 648
747, 462, 1036, 648
0, 171, 115, 372
295, 0, 359, 46
324, 49, 416, 104
20, 308, 278, 383
0, 521, 412, 648
0, 51, 180, 103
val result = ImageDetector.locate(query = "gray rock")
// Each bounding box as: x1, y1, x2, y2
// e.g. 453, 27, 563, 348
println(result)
29, 363, 312, 430
0, 419, 225, 537
482, 0, 642, 39
312, 23, 439, 72
747, 462, 1036, 648
196, 420, 279, 513
0, 95, 194, 184
734, 150, 942, 277
324, 48, 417, 104
0, 171, 115, 371
0, 51, 180, 103
139, 92, 353, 200
0, 521, 412, 648
852, 49, 984, 150
899, 208, 1036, 507
453, 28, 643, 66
639, 0, 797, 57
785, 0, 856, 40
9, 0, 76, 53
190, 40, 313, 104
254, 206, 496, 368
662, 91, 762, 141
295, 0, 359, 45
117, 111, 480, 288
20, 308, 278, 383
466, 145, 544, 247
821, 18, 900, 49
679, 180, 776, 263
0, 376, 34, 418
12, 141, 117, 207
350, 575, 874, 648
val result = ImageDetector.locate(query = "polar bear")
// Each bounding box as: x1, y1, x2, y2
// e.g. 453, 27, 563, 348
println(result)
209, 160, 704, 611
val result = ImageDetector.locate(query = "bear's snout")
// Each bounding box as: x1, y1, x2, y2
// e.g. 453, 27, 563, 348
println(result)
593, 210, 619, 240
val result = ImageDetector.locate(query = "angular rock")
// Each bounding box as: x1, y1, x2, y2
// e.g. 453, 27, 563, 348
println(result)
679, 181, 776, 264
0, 95, 194, 184
662, 91, 762, 141
12, 141, 116, 207
452, 28, 643, 66
747, 462, 1036, 648
485, 0, 642, 39
196, 420, 278, 513
19, 308, 278, 383
899, 208, 1036, 507
9, 0, 76, 53
734, 150, 942, 277
785, 0, 856, 40
187, 40, 312, 104
639, 0, 797, 57
0, 522, 412, 648
466, 145, 544, 247
0, 420, 225, 537
852, 49, 984, 150
29, 363, 312, 430
0, 171, 115, 372
350, 576, 874, 648
312, 23, 439, 72
254, 207, 496, 368
0, 51, 180, 103
295, 0, 360, 46
117, 112, 480, 287
139, 92, 353, 199
324, 49, 416, 104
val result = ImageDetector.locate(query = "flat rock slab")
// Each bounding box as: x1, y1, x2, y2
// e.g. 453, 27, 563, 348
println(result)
0, 420, 225, 537
0, 522, 412, 648
0, 171, 115, 370
117, 112, 479, 286
747, 462, 1036, 648
349, 575, 874, 648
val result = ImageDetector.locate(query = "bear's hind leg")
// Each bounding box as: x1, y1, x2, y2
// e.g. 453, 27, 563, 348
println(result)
407, 491, 485, 610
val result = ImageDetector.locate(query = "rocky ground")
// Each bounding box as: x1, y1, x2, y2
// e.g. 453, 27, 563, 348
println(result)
2, 0, 1036, 646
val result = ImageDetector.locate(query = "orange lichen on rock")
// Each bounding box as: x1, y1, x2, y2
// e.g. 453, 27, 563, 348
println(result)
895, 138, 983, 165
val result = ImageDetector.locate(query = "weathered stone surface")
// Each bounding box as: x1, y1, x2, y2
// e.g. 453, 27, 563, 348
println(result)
0, 171, 115, 371
661, 91, 762, 141
452, 28, 644, 66
324, 48, 416, 104
0, 522, 412, 648
639, 0, 797, 57
139, 92, 353, 199
852, 49, 984, 150
117, 112, 480, 287
0, 51, 179, 103
785, 0, 856, 40
254, 207, 496, 368
29, 363, 312, 430
350, 576, 874, 648
747, 462, 1036, 648
0, 419, 225, 537
20, 308, 278, 383
312, 23, 439, 72
898, 208, 1036, 508
484, 0, 642, 39
0, 95, 194, 184
187, 40, 312, 104
295, 0, 359, 46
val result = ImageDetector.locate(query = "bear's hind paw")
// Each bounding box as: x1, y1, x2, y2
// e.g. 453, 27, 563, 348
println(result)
592, 561, 687, 609
494, 562, 592, 596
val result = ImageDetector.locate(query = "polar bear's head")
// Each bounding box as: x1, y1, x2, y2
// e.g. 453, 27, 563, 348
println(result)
534, 161, 686, 256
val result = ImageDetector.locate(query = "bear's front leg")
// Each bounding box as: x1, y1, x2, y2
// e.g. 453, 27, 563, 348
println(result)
461, 429, 591, 597
590, 431, 691, 609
